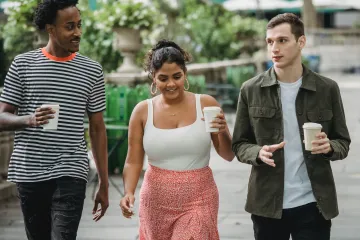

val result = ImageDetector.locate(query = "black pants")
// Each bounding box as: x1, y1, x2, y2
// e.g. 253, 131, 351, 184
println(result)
16, 177, 87, 240
251, 202, 331, 240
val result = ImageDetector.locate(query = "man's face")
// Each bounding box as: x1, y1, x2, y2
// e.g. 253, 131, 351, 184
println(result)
266, 23, 305, 69
48, 6, 82, 53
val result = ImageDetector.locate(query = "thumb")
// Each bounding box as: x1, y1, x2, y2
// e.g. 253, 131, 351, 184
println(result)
129, 195, 135, 208
92, 201, 98, 214
270, 141, 285, 152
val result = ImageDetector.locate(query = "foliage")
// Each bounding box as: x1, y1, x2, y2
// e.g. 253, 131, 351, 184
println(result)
176, 0, 267, 63
78, 1, 122, 73
2, 0, 37, 63
94, 0, 156, 30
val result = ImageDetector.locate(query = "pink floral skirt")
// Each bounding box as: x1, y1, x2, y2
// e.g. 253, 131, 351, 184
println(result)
139, 164, 220, 240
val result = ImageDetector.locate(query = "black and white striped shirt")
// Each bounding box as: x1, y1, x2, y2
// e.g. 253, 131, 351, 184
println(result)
0, 48, 106, 183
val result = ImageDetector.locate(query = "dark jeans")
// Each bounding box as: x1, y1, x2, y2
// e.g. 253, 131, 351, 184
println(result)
251, 202, 331, 240
16, 177, 86, 240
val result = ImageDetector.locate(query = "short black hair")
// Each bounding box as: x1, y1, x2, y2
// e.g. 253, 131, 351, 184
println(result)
34, 0, 79, 30
144, 39, 192, 75
267, 13, 304, 40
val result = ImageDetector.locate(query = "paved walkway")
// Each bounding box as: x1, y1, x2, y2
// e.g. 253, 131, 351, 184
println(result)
0, 72, 360, 240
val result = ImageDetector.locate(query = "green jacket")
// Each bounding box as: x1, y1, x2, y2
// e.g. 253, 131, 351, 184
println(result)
232, 66, 351, 220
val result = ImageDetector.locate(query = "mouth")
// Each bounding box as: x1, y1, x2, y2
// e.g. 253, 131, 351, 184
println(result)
272, 56, 283, 61
166, 88, 177, 93
71, 39, 81, 46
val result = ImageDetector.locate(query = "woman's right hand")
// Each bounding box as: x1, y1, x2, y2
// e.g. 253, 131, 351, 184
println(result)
120, 193, 135, 219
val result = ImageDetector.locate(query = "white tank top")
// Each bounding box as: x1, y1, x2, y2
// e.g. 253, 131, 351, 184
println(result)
143, 94, 211, 170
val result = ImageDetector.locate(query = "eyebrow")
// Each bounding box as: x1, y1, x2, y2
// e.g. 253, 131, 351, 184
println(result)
65, 20, 82, 25
158, 72, 182, 77
266, 36, 289, 40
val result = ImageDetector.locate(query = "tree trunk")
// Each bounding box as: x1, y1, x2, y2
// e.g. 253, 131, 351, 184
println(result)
302, 0, 317, 29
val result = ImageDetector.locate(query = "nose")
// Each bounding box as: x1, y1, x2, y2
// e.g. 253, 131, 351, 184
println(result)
167, 79, 176, 87
271, 42, 279, 54
74, 26, 82, 37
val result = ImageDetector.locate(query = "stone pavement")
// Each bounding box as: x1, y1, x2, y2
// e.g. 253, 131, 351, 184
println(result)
0, 72, 359, 240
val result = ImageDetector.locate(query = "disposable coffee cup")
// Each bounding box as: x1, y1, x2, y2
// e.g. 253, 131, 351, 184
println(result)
303, 122, 322, 151
203, 106, 221, 133
41, 104, 60, 130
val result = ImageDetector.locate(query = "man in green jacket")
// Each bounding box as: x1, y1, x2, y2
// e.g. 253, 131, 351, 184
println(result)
232, 13, 350, 240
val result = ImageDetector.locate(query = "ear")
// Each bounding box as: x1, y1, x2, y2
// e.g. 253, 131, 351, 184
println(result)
298, 35, 306, 49
45, 24, 54, 36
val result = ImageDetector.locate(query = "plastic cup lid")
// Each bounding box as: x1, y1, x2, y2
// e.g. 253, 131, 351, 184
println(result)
303, 122, 322, 129
203, 106, 221, 111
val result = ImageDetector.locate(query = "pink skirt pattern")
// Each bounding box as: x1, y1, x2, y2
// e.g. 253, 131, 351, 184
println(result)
139, 164, 220, 240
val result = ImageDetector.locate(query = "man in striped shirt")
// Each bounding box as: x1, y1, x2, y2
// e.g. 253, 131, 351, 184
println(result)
0, 0, 109, 239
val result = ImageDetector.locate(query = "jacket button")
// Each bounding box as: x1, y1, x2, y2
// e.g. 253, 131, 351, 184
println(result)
318, 115, 323, 120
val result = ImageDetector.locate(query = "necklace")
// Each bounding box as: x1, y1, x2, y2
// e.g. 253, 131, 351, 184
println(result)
160, 99, 180, 116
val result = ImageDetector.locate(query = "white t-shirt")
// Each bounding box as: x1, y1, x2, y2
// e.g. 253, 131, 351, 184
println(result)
279, 78, 316, 209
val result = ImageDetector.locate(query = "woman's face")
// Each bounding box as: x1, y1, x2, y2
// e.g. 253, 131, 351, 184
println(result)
153, 62, 186, 100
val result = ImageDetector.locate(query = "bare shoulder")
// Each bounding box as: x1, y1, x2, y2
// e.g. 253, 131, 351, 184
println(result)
130, 99, 149, 126
199, 94, 220, 108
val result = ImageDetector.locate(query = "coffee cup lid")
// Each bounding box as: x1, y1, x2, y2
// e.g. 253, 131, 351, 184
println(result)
203, 106, 221, 111
303, 122, 322, 129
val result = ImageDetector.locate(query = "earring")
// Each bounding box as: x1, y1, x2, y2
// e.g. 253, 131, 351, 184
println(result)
184, 78, 190, 91
150, 82, 158, 95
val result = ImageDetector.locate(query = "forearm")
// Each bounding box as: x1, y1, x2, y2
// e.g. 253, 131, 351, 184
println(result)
233, 141, 263, 166
325, 139, 350, 161
122, 162, 143, 195
89, 126, 108, 186
0, 112, 30, 131
213, 128, 235, 161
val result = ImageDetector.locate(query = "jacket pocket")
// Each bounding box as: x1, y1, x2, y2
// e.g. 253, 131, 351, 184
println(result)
249, 107, 277, 139
307, 109, 333, 122
306, 109, 333, 134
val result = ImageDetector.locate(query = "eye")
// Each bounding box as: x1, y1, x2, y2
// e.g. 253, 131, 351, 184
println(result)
174, 75, 182, 79
77, 23, 82, 29
267, 40, 273, 45
280, 39, 287, 43
67, 25, 74, 30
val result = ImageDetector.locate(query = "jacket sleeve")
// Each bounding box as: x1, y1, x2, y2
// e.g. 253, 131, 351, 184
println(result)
324, 82, 351, 161
231, 85, 263, 166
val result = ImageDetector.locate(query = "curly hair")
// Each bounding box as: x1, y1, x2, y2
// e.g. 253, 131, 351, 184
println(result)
34, 0, 79, 30
144, 39, 192, 76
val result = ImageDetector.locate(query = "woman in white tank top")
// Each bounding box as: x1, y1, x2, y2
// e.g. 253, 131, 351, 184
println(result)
119, 40, 234, 240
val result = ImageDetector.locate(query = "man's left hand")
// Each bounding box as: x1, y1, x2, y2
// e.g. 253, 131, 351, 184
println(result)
311, 132, 332, 155
92, 184, 109, 222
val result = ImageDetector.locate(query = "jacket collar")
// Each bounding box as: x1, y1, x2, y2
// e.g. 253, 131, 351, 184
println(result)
261, 64, 316, 91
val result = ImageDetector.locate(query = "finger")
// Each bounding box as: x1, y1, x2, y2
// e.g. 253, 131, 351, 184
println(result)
121, 198, 132, 213
35, 109, 55, 117
260, 156, 276, 167
261, 151, 273, 159
311, 143, 331, 154
316, 132, 327, 139
216, 113, 225, 119
312, 138, 329, 145
201, 117, 205, 121
97, 202, 109, 221
269, 141, 285, 152
129, 195, 135, 208
92, 201, 99, 214
262, 145, 270, 152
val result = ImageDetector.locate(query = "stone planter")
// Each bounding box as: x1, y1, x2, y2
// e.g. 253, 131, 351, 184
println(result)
113, 27, 142, 73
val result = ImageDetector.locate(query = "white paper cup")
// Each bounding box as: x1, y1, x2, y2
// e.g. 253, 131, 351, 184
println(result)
303, 122, 322, 151
41, 104, 60, 130
203, 106, 221, 133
